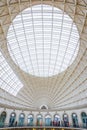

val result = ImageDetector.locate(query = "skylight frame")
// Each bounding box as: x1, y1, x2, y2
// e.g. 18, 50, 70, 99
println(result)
7, 4, 79, 77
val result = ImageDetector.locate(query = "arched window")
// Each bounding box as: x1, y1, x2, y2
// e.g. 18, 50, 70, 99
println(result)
36, 114, 43, 126
18, 113, 25, 126
81, 112, 86, 117
72, 113, 78, 127
28, 114, 33, 126
40, 105, 48, 110
81, 112, 87, 128
45, 114, 52, 126
9, 112, 16, 127
53, 114, 60, 126
63, 113, 69, 127
0, 111, 6, 127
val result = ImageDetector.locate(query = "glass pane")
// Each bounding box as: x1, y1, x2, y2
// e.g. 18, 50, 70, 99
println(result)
7, 4, 79, 77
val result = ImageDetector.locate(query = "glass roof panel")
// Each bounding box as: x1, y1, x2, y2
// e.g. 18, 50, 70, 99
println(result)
0, 51, 23, 96
7, 4, 79, 77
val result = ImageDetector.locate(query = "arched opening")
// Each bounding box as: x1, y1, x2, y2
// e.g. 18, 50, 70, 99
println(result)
9, 112, 16, 127
36, 114, 43, 126
72, 113, 78, 127
0, 111, 6, 127
40, 105, 48, 110
28, 114, 33, 126
18, 113, 25, 126
63, 113, 69, 127
45, 114, 52, 126
53, 114, 60, 126
81, 112, 87, 128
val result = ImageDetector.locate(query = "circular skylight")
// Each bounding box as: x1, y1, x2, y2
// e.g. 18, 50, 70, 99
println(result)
7, 4, 79, 77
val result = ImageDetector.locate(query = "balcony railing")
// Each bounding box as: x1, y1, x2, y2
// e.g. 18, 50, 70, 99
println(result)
0, 123, 87, 129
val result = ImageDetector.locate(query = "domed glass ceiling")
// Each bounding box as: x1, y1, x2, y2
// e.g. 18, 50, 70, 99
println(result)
7, 4, 79, 77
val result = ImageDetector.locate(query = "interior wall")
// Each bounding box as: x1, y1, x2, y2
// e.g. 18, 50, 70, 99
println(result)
0, 107, 87, 126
